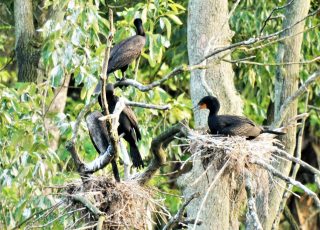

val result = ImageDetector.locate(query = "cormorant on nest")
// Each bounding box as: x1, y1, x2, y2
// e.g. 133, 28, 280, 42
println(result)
197, 96, 285, 139
107, 18, 146, 81
99, 84, 144, 169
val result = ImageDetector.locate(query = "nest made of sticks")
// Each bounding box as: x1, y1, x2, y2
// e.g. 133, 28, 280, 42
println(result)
186, 130, 284, 177
64, 176, 160, 229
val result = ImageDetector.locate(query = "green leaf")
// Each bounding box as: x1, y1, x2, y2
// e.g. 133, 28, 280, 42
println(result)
166, 14, 183, 25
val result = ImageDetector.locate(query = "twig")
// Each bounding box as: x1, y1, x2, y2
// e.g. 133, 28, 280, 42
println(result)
70, 194, 104, 218
200, 6, 320, 63
125, 100, 171, 110
163, 193, 200, 230
260, 0, 295, 34
274, 70, 320, 127
251, 158, 320, 208
245, 170, 263, 230
97, 216, 105, 230
192, 158, 230, 230
223, 56, 320, 66
114, 64, 207, 91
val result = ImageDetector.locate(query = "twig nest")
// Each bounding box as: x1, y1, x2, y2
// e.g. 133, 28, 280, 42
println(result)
66, 176, 157, 229
187, 130, 283, 173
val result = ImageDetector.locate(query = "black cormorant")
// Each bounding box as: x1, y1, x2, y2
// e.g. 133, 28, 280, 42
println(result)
197, 96, 285, 139
107, 18, 146, 80
98, 84, 144, 168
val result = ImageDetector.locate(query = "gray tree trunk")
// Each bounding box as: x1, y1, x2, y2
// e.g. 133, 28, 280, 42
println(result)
14, 0, 40, 82
269, 0, 311, 229
178, 0, 244, 229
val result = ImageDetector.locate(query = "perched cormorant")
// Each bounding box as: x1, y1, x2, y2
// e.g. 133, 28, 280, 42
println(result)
197, 96, 285, 139
107, 18, 146, 80
98, 84, 144, 168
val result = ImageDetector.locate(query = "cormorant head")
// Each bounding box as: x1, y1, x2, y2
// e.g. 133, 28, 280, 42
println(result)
197, 96, 220, 115
134, 18, 145, 36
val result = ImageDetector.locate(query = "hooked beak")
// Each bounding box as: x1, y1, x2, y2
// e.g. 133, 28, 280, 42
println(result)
193, 103, 207, 110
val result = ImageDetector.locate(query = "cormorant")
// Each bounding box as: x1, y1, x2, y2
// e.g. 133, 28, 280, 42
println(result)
87, 114, 120, 182
197, 96, 285, 139
107, 18, 146, 80
98, 84, 144, 168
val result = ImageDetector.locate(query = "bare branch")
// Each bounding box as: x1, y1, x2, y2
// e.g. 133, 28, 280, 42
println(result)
223, 56, 320, 66
163, 193, 200, 230
200, 6, 320, 63
251, 158, 320, 209
125, 100, 171, 110
274, 70, 320, 127
114, 64, 207, 91
70, 194, 104, 218
135, 122, 188, 185
245, 170, 263, 230
260, 0, 295, 34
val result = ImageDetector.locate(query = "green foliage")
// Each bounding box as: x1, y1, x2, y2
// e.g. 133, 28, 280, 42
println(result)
0, 84, 69, 228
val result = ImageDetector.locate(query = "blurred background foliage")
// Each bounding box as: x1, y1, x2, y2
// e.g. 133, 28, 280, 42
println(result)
0, 0, 319, 228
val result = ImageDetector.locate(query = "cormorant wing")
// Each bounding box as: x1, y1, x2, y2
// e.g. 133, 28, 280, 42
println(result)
107, 35, 146, 73
219, 115, 256, 127
122, 106, 141, 140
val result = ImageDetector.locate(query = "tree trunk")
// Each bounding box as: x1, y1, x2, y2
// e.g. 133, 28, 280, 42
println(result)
178, 0, 244, 229
45, 75, 71, 151
268, 0, 311, 228
14, 0, 40, 82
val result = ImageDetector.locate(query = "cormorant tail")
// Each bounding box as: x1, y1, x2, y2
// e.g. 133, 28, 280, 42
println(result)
262, 130, 286, 135
130, 145, 144, 169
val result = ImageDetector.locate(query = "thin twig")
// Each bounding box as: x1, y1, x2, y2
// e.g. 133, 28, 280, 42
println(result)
274, 70, 320, 127
192, 158, 230, 230
163, 193, 200, 230
260, 0, 295, 34
251, 158, 320, 208
223, 56, 320, 66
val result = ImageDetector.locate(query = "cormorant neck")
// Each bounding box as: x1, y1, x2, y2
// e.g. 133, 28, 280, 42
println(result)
207, 99, 220, 116
136, 24, 145, 36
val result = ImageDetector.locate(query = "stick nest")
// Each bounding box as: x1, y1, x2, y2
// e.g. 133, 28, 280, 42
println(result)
65, 176, 157, 229
187, 130, 283, 176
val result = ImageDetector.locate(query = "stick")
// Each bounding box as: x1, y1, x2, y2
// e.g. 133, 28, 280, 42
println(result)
163, 193, 200, 230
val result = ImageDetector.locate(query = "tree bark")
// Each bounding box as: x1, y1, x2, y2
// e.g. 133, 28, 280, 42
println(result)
14, 0, 40, 82
269, 0, 311, 229
45, 75, 71, 151
178, 0, 244, 229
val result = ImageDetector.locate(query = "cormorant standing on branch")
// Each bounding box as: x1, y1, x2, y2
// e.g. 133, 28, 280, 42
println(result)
197, 96, 285, 139
107, 18, 146, 80
99, 84, 144, 168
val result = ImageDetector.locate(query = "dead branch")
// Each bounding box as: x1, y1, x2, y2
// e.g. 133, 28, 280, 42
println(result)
163, 193, 200, 230
125, 100, 171, 110
274, 70, 320, 127
114, 64, 207, 91
200, 6, 320, 63
136, 122, 188, 185
260, 0, 295, 34
70, 194, 104, 218
251, 158, 320, 209
245, 170, 263, 230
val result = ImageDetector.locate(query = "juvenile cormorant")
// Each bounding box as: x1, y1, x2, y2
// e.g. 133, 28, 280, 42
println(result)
197, 96, 285, 139
107, 18, 146, 80
98, 84, 144, 168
